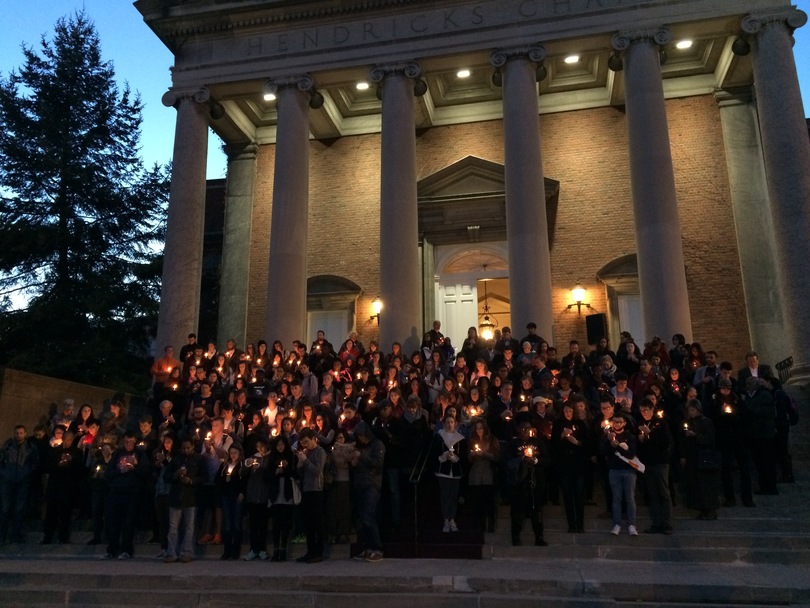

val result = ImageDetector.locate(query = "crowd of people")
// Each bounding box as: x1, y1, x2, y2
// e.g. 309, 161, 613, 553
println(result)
0, 323, 798, 561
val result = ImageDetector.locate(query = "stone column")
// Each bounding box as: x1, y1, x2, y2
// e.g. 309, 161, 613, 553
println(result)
742, 9, 810, 384
611, 29, 693, 344
370, 63, 422, 354
217, 143, 258, 348
265, 76, 313, 350
490, 46, 555, 342
716, 90, 787, 365
155, 87, 210, 353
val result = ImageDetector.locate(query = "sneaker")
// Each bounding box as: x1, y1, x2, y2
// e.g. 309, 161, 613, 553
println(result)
164, 556, 177, 564
305, 555, 323, 563
156, 549, 167, 558
244, 550, 258, 561
258, 551, 269, 560
101, 553, 114, 560
117, 552, 131, 560
610, 525, 621, 536
353, 549, 371, 561
86, 538, 102, 546
365, 551, 383, 563
211, 534, 222, 545
628, 525, 638, 536
180, 555, 193, 563
197, 534, 213, 545
442, 521, 451, 533
534, 539, 549, 547
449, 520, 458, 532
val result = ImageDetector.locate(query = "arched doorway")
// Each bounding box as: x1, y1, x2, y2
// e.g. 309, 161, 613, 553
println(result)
433, 244, 510, 349
597, 254, 643, 346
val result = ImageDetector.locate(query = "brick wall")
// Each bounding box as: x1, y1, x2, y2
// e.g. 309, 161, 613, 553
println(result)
0, 368, 135, 440
245, 93, 751, 366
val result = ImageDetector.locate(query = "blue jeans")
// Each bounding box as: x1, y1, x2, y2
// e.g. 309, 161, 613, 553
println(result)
608, 468, 637, 527
167, 506, 196, 559
355, 485, 382, 552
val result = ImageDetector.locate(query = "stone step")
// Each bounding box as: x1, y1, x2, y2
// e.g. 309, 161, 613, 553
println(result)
0, 566, 808, 607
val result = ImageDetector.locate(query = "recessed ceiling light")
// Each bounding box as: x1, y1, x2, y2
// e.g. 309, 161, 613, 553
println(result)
564, 55, 580, 64
457, 69, 471, 78
356, 82, 370, 90
676, 39, 693, 50
263, 93, 276, 101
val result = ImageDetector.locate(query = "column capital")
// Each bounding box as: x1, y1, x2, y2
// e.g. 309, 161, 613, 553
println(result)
264, 74, 315, 95
369, 61, 422, 83
490, 45, 546, 68
161, 86, 211, 108
611, 27, 672, 52
742, 9, 807, 35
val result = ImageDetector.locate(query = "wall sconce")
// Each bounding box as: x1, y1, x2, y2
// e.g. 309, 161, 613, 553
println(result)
567, 281, 592, 315
370, 296, 383, 324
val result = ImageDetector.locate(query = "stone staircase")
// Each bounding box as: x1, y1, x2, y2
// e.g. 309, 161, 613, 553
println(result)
1, 386, 809, 607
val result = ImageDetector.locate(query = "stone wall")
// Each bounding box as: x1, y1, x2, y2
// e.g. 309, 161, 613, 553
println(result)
0, 368, 134, 440
245, 93, 753, 367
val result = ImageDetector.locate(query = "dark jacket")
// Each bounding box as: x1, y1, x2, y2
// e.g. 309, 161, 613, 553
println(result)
352, 422, 385, 490
0, 438, 39, 482
636, 417, 673, 466
166, 452, 203, 508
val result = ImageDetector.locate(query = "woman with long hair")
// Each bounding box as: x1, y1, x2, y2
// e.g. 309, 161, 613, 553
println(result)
467, 418, 500, 532
266, 435, 298, 561
431, 414, 468, 533
217, 443, 246, 560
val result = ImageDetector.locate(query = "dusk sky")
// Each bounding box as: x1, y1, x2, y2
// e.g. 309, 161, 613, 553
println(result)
1, 0, 809, 180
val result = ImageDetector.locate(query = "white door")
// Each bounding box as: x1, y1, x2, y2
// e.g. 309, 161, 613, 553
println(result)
307, 311, 349, 349
439, 281, 478, 351
617, 294, 644, 345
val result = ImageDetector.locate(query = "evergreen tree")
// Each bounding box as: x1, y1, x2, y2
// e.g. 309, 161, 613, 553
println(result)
0, 12, 169, 392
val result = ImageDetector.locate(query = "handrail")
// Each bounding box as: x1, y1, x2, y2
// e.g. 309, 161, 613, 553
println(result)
407, 438, 433, 556
776, 356, 793, 384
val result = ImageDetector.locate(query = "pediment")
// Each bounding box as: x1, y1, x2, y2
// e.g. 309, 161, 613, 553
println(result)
418, 156, 505, 199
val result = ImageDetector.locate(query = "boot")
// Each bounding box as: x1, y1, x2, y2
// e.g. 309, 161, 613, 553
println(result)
278, 548, 287, 562
270, 548, 281, 562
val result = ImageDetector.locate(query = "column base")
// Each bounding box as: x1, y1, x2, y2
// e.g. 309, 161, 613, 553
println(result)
786, 362, 810, 389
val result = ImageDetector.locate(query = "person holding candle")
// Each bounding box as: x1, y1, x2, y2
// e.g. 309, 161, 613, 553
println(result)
267, 435, 298, 561
104, 432, 150, 559
599, 413, 639, 536
553, 399, 589, 533
431, 414, 468, 533
350, 422, 386, 562
327, 429, 354, 546
506, 420, 549, 546
164, 438, 202, 563
216, 444, 246, 560
713, 378, 753, 508
637, 398, 674, 534
680, 399, 720, 520
151, 346, 181, 402
467, 418, 501, 533
242, 437, 271, 560
295, 428, 327, 563
742, 376, 778, 496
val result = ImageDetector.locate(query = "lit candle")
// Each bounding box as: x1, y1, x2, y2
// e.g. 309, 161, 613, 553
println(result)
271, 428, 278, 437
683, 422, 689, 430
528, 428, 536, 438
524, 446, 534, 458
656, 410, 664, 419
724, 405, 732, 414
257, 358, 262, 365
195, 359, 201, 365
205, 431, 212, 441
474, 443, 481, 452
356, 373, 361, 379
